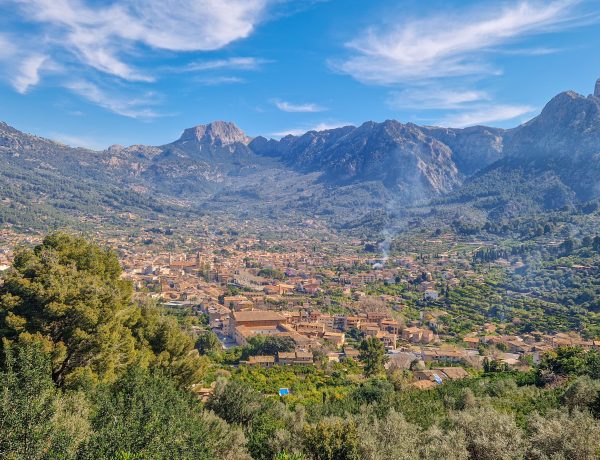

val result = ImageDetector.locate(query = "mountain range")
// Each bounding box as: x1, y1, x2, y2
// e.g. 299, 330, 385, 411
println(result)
1, 79, 600, 231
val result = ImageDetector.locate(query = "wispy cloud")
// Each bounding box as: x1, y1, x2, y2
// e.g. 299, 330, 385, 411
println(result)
10, 0, 271, 81
184, 57, 267, 72
387, 88, 491, 110
4, 0, 274, 113
64, 81, 163, 119
12, 55, 48, 94
335, 0, 584, 85
498, 46, 564, 55
271, 121, 352, 137
0, 34, 15, 59
274, 100, 327, 113
195, 76, 245, 86
439, 104, 535, 127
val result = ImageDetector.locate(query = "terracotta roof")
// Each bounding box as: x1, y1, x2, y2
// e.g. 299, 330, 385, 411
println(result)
411, 380, 437, 390
435, 367, 470, 380
247, 355, 275, 364
233, 310, 285, 322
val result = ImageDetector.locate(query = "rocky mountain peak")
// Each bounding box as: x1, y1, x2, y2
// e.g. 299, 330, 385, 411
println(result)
178, 121, 250, 146
595, 78, 600, 98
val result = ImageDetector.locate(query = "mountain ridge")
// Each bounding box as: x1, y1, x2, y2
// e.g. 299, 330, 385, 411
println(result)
1, 79, 600, 230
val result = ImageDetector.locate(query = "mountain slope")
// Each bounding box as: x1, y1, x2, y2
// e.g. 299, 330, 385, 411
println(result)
441, 87, 600, 218
2, 78, 600, 231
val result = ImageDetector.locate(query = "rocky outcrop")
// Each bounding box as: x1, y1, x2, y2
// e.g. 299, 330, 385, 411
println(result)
178, 121, 251, 146
421, 125, 505, 176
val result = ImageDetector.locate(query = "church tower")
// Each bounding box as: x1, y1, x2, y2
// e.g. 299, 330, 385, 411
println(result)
595, 78, 600, 98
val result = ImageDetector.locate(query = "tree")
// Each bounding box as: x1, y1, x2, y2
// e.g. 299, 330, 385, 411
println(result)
0, 233, 206, 388
0, 342, 89, 459
358, 337, 389, 377
0, 233, 138, 387
538, 347, 589, 381
195, 331, 222, 355
593, 235, 600, 253
207, 379, 264, 426
527, 410, 600, 460
559, 238, 574, 255
79, 368, 249, 460
242, 335, 295, 359
355, 409, 422, 460
133, 304, 208, 387
561, 376, 600, 413
302, 418, 361, 460
351, 378, 394, 406
450, 407, 528, 460
419, 426, 469, 460
206, 379, 292, 460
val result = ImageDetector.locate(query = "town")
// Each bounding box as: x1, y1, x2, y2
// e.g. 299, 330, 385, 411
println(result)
3, 224, 597, 392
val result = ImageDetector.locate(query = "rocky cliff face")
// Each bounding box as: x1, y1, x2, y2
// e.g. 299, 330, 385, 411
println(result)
421, 125, 505, 176
252, 121, 470, 198
456, 80, 600, 213
178, 121, 252, 147
505, 91, 600, 159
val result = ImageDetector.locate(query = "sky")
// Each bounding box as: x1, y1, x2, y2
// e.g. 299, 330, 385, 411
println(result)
0, 0, 599, 149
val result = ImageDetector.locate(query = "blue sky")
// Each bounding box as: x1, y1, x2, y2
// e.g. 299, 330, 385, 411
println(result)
0, 0, 599, 149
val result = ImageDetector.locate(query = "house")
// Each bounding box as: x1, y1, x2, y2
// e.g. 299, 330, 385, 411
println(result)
380, 319, 401, 335
223, 295, 250, 310
229, 310, 288, 344
342, 347, 360, 361
402, 327, 436, 344
296, 322, 326, 337
230, 310, 286, 330
366, 311, 390, 323
414, 367, 469, 384
422, 349, 465, 364
377, 331, 397, 350
244, 355, 276, 367
463, 337, 480, 348
411, 380, 437, 390
323, 331, 345, 348
413, 370, 445, 383
433, 367, 469, 380
345, 316, 362, 331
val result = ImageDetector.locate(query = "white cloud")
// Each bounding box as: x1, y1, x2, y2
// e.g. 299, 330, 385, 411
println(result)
0, 35, 15, 59
272, 121, 352, 137
335, 0, 582, 85
195, 76, 245, 85
64, 81, 163, 119
387, 88, 490, 110
184, 57, 267, 72
12, 55, 48, 94
9, 0, 272, 83
439, 104, 535, 128
274, 100, 327, 113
